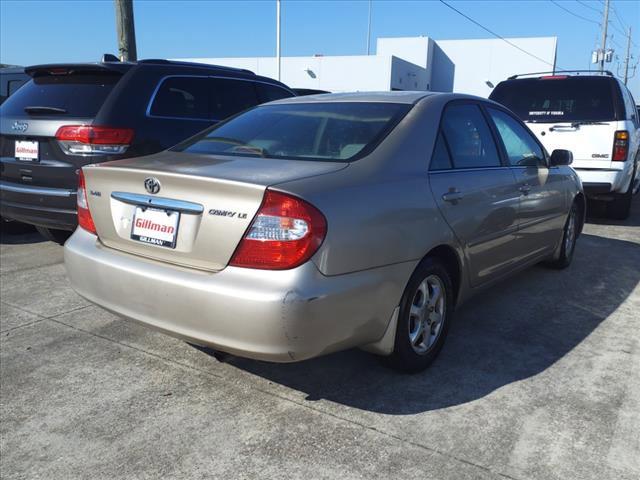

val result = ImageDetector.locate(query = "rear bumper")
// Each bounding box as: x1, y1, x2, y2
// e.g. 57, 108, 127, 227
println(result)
574, 166, 633, 197
64, 228, 412, 362
0, 180, 77, 230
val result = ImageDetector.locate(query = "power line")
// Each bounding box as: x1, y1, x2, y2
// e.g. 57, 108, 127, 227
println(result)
575, 0, 601, 14
438, 0, 564, 70
610, 2, 637, 47
550, 0, 600, 25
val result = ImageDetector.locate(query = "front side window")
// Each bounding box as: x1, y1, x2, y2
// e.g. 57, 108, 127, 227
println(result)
178, 102, 410, 162
209, 78, 259, 120
256, 83, 294, 103
488, 108, 545, 167
440, 104, 500, 169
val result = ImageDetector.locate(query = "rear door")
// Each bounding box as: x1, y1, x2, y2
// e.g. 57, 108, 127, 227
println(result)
486, 106, 568, 259
490, 76, 620, 169
0, 69, 123, 190
429, 102, 521, 287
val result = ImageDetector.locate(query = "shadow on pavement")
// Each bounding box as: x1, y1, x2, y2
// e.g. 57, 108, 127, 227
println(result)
214, 232, 639, 414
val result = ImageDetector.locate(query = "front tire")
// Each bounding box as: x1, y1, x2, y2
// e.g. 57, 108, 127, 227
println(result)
36, 227, 72, 245
386, 258, 454, 373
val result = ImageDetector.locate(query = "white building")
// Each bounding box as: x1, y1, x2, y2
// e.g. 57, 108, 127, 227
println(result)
177, 35, 557, 97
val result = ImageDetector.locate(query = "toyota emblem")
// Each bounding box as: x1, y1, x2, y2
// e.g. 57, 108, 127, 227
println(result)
144, 177, 161, 194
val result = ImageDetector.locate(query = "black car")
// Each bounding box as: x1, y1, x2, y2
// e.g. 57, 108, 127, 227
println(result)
0, 66, 29, 105
0, 57, 295, 243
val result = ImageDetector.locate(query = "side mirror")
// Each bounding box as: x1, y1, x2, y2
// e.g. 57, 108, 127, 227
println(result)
549, 149, 573, 167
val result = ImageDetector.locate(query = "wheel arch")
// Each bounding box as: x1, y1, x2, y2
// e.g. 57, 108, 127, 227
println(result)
421, 244, 463, 306
574, 192, 586, 235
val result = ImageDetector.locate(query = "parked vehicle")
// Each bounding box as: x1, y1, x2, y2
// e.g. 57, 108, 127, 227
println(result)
0, 56, 294, 243
0, 66, 28, 104
490, 71, 639, 219
0, 66, 32, 234
64, 92, 584, 372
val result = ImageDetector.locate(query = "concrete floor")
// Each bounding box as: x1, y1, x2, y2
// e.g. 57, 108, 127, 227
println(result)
1, 197, 639, 480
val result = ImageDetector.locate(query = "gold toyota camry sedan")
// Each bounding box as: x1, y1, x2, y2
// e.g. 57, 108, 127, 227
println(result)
64, 92, 584, 372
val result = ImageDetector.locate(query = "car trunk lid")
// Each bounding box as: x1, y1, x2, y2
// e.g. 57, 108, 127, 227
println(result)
83, 151, 347, 271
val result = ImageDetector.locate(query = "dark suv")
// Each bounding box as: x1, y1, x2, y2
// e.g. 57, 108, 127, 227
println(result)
0, 58, 294, 242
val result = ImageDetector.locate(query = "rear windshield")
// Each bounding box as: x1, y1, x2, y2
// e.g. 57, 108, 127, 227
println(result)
177, 102, 410, 162
490, 77, 616, 122
0, 72, 121, 118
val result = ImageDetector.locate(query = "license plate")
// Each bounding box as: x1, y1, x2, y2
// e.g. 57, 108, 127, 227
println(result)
131, 207, 180, 248
15, 140, 38, 161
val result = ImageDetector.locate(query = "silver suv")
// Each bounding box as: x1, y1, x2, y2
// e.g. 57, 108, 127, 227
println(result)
490, 71, 639, 219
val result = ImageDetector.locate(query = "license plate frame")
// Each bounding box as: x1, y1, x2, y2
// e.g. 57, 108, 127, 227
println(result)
15, 140, 39, 162
130, 206, 180, 249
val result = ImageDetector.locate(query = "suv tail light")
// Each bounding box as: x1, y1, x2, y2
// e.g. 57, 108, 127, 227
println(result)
229, 190, 327, 270
77, 169, 97, 234
56, 125, 134, 155
612, 131, 629, 161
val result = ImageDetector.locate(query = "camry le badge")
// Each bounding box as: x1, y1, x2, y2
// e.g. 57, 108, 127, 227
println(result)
144, 177, 161, 194
11, 121, 28, 133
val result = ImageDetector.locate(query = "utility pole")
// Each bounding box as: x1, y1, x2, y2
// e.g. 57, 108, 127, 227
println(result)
114, 0, 137, 62
276, 0, 281, 81
599, 0, 609, 72
366, 0, 372, 55
623, 26, 632, 84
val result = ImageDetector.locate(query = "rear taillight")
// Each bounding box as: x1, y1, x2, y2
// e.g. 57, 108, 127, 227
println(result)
229, 190, 327, 270
56, 125, 134, 155
612, 131, 629, 161
77, 169, 97, 234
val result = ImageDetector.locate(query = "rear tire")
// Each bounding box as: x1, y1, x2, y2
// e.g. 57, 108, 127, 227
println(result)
1, 217, 34, 235
547, 201, 578, 269
606, 166, 635, 220
385, 258, 454, 373
36, 227, 72, 245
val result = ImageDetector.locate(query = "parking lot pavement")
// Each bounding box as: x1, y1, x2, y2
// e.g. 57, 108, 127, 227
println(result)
1, 197, 638, 480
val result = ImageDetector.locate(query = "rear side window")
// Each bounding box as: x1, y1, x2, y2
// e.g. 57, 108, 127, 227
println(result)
149, 76, 210, 119
210, 78, 259, 119
256, 82, 294, 103
441, 104, 500, 169
149, 76, 261, 120
0, 72, 121, 117
430, 132, 453, 170
8, 79, 26, 96
490, 77, 616, 122
487, 108, 545, 167
179, 102, 410, 162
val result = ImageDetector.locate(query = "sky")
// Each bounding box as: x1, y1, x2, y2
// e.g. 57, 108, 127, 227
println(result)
1, 0, 639, 97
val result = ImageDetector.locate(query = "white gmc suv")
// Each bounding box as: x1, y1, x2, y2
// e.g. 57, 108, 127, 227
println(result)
490, 71, 640, 219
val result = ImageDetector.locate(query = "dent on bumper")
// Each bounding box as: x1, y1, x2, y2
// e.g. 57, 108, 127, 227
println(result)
64, 228, 413, 362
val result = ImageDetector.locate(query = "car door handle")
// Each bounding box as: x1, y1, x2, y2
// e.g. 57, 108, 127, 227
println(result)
442, 190, 464, 203
519, 184, 531, 195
